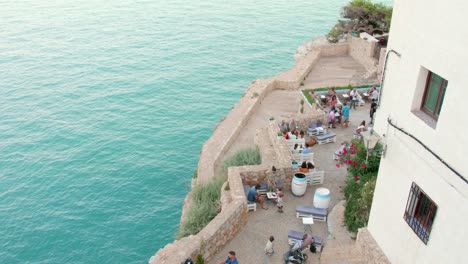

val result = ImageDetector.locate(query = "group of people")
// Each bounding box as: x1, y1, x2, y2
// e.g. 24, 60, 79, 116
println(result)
327, 102, 350, 129
247, 176, 284, 212
264, 233, 315, 258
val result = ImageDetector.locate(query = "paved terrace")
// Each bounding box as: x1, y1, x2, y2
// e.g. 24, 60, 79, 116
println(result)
210, 99, 372, 263
303, 55, 378, 89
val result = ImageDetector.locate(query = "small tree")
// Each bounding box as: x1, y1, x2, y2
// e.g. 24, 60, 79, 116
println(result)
327, 0, 393, 42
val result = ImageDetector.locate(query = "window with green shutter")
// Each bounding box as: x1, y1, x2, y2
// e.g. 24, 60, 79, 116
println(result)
421, 72, 448, 120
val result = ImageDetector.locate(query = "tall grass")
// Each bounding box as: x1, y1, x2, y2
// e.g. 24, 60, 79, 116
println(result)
222, 146, 261, 175
178, 147, 262, 238
177, 178, 224, 239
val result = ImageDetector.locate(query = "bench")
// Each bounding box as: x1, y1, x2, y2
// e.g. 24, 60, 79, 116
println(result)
306, 170, 324, 186
296, 205, 327, 222
316, 132, 336, 145
244, 185, 257, 212
307, 127, 327, 137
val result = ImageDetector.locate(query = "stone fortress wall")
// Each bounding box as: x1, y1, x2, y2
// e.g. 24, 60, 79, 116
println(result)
149, 36, 381, 264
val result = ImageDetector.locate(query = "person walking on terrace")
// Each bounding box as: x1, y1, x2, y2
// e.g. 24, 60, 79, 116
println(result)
265, 236, 275, 256
341, 102, 350, 128
247, 184, 268, 210
350, 88, 358, 110
276, 192, 284, 213
219, 251, 239, 264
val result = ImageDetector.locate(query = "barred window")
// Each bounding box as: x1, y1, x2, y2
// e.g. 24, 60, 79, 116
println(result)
403, 183, 437, 244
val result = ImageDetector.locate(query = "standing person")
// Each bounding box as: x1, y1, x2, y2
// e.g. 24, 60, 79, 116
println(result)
265, 236, 275, 256
335, 105, 342, 126
350, 88, 358, 110
341, 102, 350, 128
219, 251, 239, 264
276, 192, 284, 213
370, 99, 378, 124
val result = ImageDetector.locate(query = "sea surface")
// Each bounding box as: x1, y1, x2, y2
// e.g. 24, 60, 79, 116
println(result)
0, 0, 391, 263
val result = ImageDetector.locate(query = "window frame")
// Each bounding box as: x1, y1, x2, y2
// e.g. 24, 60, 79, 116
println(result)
403, 182, 438, 244
420, 71, 448, 120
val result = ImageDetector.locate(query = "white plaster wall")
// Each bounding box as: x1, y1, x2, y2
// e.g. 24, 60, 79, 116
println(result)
369, 0, 468, 263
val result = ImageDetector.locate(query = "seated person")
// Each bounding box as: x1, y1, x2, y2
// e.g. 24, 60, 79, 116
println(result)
301, 234, 314, 251
299, 130, 305, 139
307, 162, 315, 171
279, 120, 288, 133
292, 143, 301, 154
287, 131, 297, 140
299, 161, 308, 173
356, 120, 367, 134
302, 143, 312, 154
247, 184, 268, 210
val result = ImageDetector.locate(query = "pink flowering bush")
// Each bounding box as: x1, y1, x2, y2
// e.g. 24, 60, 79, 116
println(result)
339, 140, 383, 232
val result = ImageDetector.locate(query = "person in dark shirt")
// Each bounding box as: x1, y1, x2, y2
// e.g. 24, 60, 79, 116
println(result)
370, 99, 378, 124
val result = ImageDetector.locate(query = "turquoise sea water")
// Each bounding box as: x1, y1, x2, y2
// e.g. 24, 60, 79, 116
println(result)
0, 0, 391, 263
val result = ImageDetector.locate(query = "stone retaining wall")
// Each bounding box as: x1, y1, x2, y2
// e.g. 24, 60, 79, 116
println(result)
149, 39, 379, 264
355, 227, 390, 264
349, 35, 379, 78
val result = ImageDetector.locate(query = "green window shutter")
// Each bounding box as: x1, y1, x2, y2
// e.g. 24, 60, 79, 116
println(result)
423, 74, 442, 113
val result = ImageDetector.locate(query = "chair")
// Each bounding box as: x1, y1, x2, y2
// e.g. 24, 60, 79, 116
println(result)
244, 185, 257, 212
306, 171, 324, 186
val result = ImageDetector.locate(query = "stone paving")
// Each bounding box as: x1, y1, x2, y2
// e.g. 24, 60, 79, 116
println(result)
303, 55, 378, 89
210, 100, 371, 264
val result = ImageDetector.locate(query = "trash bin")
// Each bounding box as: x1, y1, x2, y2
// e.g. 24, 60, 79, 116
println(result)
292, 173, 307, 196
313, 188, 330, 209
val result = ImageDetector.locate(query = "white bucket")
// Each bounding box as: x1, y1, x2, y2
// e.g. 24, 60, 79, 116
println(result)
313, 188, 331, 209
292, 173, 307, 196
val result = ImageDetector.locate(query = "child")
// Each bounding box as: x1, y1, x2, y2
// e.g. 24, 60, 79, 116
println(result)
265, 236, 275, 256
276, 192, 284, 213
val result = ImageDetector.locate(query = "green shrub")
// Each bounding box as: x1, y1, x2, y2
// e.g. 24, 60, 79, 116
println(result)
178, 147, 261, 238
222, 146, 261, 175
195, 255, 205, 264
177, 178, 224, 238
327, 27, 345, 43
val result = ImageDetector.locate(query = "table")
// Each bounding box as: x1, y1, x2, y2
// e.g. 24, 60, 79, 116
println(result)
266, 192, 277, 200
363, 92, 370, 102
302, 217, 314, 233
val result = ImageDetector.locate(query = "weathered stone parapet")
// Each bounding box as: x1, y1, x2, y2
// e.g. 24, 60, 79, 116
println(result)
149, 165, 250, 264
355, 227, 390, 264
348, 35, 380, 78
197, 78, 277, 184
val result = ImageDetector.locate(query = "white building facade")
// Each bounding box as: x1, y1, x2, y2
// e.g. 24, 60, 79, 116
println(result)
368, 0, 468, 263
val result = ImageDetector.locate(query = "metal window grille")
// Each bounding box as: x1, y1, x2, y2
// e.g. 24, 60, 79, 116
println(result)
403, 182, 438, 244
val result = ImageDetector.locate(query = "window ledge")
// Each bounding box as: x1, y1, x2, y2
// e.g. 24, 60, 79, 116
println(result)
412, 110, 437, 129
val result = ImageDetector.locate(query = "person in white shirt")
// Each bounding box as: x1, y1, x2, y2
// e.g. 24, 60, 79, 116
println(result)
265, 236, 275, 256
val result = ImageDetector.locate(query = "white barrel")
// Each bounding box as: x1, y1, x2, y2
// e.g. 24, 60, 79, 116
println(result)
292, 173, 307, 196
313, 188, 331, 209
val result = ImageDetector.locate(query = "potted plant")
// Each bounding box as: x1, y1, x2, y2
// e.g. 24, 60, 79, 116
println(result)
277, 132, 283, 138
291, 160, 299, 169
